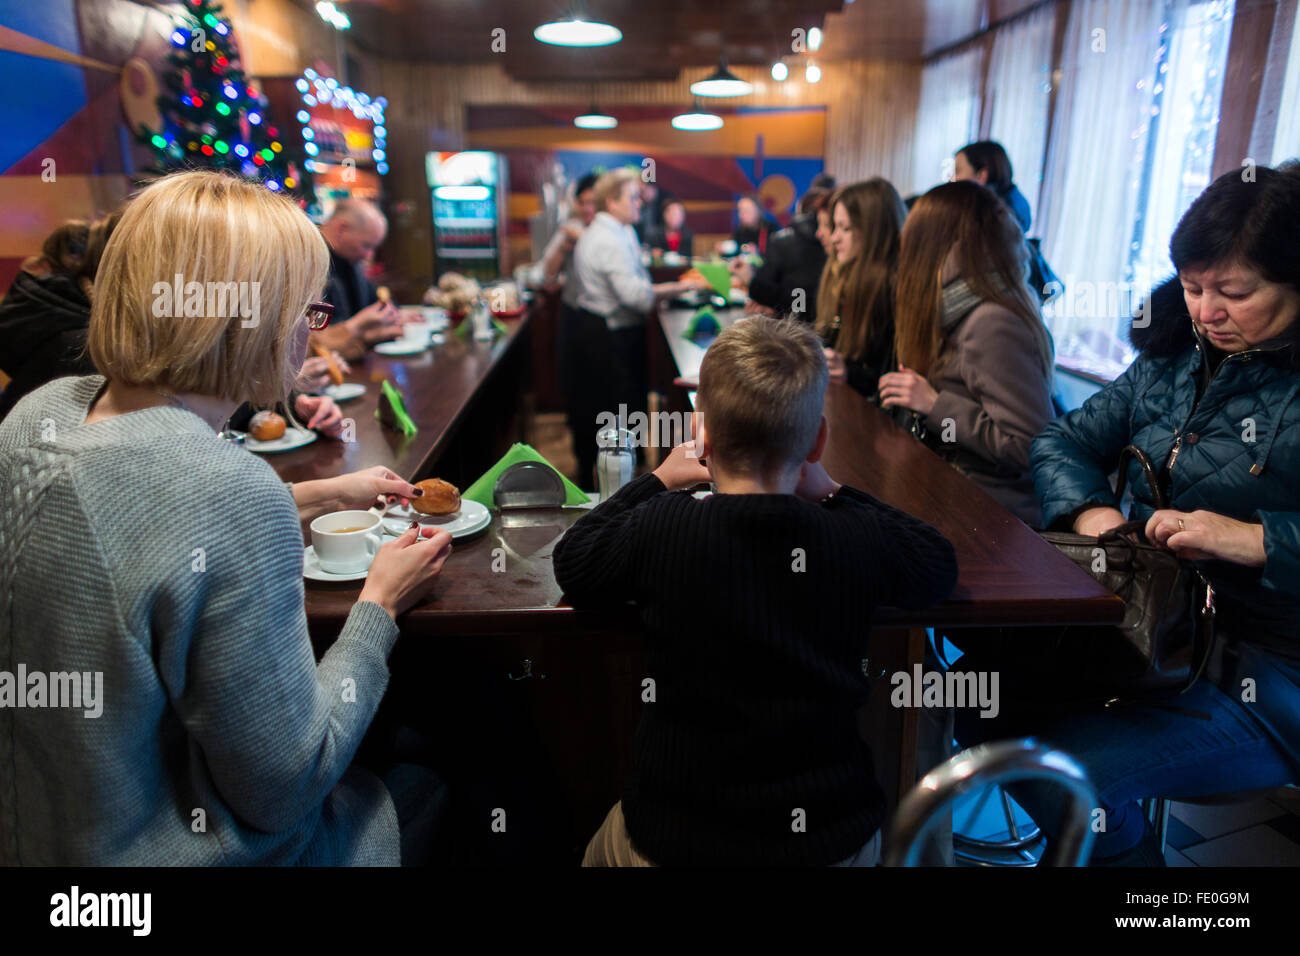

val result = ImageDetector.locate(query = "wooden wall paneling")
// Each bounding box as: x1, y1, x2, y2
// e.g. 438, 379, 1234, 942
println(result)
1212, 0, 1284, 179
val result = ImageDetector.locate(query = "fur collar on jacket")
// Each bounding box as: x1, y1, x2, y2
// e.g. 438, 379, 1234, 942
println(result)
1129, 275, 1300, 367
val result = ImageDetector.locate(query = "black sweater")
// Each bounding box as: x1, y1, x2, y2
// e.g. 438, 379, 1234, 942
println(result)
747, 215, 827, 324
553, 473, 958, 865
0, 271, 96, 422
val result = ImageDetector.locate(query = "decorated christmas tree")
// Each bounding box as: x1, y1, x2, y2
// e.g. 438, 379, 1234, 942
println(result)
138, 0, 310, 202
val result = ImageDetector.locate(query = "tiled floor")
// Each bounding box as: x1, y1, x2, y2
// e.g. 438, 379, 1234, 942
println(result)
951, 785, 1300, 866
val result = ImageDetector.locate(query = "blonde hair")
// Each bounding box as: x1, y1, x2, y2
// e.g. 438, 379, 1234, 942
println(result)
698, 317, 828, 476
593, 168, 640, 210
88, 170, 328, 406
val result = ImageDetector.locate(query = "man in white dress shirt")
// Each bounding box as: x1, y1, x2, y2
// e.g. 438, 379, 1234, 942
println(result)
567, 168, 707, 487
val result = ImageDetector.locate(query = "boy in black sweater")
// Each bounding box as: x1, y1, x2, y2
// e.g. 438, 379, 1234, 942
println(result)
554, 317, 958, 866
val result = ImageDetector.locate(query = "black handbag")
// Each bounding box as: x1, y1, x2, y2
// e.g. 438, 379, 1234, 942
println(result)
1038, 445, 1217, 698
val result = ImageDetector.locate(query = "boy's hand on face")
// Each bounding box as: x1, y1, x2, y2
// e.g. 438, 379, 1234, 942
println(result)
794, 460, 842, 502
653, 441, 712, 491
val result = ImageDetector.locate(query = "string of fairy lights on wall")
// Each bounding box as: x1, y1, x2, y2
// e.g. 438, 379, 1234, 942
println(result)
294, 69, 389, 176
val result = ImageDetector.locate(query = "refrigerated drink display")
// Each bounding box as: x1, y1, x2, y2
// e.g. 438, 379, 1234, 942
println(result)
426, 151, 508, 283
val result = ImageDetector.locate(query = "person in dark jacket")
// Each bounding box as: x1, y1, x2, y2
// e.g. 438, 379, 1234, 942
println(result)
0, 213, 118, 422
726, 195, 777, 255
816, 179, 907, 400
310, 200, 403, 360
958, 163, 1300, 865
954, 140, 1032, 233
729, 187, 830, 324
644, 199, 694, 258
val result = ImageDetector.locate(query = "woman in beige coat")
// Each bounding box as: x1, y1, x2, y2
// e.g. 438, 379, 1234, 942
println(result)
879, 181, 1055, 525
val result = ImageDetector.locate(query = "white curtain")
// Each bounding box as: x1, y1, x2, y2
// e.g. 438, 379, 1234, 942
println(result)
1131, 0, 1235, 294
910, 46, 984, 196
984, 4, 1057, 229
1270, 4, 1300, 163
1037, 0, 1175, 374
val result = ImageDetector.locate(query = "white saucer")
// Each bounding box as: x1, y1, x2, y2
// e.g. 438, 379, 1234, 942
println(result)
245, 426, 318, 454
324, 382, 366, 402
374, 339, 428, 356
303, 545, 373, 582
382, 499, 491, 538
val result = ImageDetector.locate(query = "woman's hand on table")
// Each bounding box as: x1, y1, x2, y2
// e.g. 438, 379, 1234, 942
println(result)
360, 524, 454, 618
652, 440, 711, 491
878, 365, 938, 416
1145, 509, 1266, 566
294, 394, 344, 437
824, 349, 847, 382
292, 466, 425, 523
1073, 506, 1128, 537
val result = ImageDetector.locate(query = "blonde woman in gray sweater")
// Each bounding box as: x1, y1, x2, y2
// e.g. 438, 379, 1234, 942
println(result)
0, 171, 452, 865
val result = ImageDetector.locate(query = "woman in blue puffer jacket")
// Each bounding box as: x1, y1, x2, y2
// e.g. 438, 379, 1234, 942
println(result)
959, 162, 1300, 865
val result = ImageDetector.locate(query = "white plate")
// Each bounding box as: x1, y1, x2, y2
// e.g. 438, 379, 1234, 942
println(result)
303, 545, 373, 582
244, 426, 318, 454
374, 339, 429, 356
382, 499, 491, 538
324, 382, 366, 402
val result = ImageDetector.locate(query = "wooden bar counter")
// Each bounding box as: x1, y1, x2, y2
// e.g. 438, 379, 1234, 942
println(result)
270, 300, 1122, 863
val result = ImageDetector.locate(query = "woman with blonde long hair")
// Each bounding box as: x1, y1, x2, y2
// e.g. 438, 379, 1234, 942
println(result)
815, 179, 907, 397
0, 170, 452, 865
880, 180, 1054, 525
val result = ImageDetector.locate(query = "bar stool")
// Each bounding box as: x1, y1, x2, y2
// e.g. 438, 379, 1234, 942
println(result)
953, 786, 1044, 866
885, 738, 1097, 866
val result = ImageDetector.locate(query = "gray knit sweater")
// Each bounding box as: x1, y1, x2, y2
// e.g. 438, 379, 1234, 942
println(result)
0, 375, 400, 865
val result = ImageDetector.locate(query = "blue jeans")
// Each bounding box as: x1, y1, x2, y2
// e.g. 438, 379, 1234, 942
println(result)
955, 678, 1296, 859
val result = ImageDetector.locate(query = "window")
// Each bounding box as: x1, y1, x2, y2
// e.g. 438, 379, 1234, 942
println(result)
1128, 1, 1235, 296
984, 4, 1057, 226
1270, 3, 1300, 164
1040, 0, 1235, 381
911, 47, 984, 196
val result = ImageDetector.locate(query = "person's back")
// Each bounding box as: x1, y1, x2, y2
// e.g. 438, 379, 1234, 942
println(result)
748, 213, 828, 323
555, 318, 957, 866
0, 270, 95, 422
0, 376, 398, 865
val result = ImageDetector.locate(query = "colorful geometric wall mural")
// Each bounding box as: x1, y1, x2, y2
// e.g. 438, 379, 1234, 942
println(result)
465, 104, 826, 260
0, 0, 174, 293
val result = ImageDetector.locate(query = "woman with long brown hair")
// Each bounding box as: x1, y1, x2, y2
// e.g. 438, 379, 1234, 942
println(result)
815, 179, 907, 397
880, 180, 1054, 525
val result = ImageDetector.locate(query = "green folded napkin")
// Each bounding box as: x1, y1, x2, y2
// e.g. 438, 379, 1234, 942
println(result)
454, 313, 510, 339
462, 443, 592, 508
375, 380, 418, 436
693, 262, 732, 298
683, 306, 720, 340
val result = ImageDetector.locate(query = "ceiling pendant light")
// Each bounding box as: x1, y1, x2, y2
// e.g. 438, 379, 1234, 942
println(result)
690, 58, 753, 97
771, 61, 788, 81
574, 109, 618, 129
806, 62, 822, 83
671, 100, 724, 131
534, 18, 622, 47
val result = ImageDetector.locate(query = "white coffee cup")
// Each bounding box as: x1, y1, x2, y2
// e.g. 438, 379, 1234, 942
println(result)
309, 510, 383, 574
402, 322, 431, 346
